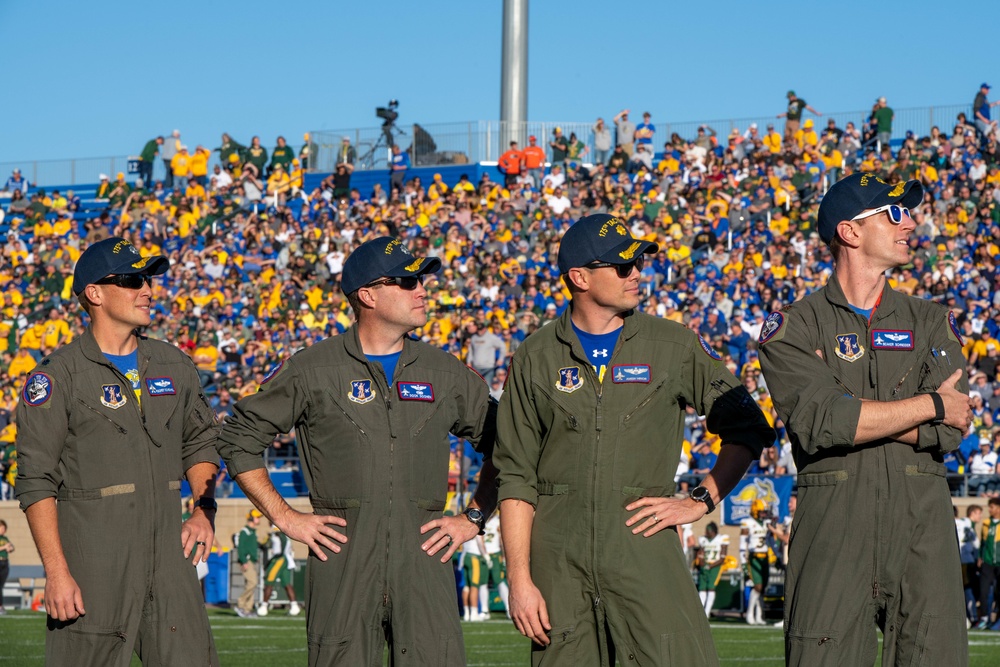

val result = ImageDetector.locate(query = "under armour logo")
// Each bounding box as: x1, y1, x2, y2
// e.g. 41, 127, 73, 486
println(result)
593, 349, 608, 358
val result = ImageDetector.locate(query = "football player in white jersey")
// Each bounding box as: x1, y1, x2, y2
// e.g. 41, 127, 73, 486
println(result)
695, 522, 729, 617
740, 499, 771, 625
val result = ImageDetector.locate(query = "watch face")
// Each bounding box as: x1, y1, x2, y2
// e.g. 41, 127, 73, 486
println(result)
466, 509, 484, 524
692, 487, 708, 501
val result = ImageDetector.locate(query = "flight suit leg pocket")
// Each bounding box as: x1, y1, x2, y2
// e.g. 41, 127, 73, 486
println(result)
659, 625, 717, 667
785, 628, 840, 667
531, 625, 579, 666
905, 612, 967, 667
306, 633, 352, 667
49, 623, 128, 667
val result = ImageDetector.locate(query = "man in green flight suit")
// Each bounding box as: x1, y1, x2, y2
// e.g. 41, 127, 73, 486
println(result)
495, 213, 774, 666
215, 236, 499, 667
758, 173, 972, 666
16, 237, 221, 666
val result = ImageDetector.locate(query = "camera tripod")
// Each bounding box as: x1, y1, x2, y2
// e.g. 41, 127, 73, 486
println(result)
357, 123, 407, 171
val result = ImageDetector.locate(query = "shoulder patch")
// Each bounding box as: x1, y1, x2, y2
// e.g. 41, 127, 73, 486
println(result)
262, 360, 285, 385
758, 312, 785, 345
466, 365, 489, 386
698, 336, 722, 361
947, 311, 963, 345
22, 372, 53, 407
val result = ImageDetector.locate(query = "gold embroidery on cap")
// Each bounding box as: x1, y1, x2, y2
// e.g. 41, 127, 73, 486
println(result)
619, 242, 642, 261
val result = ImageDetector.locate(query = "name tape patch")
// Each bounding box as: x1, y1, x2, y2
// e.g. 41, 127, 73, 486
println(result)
145, 377, 176, 396
611, 364, 651, 383
870, 329, 914, 350
397, 382, 435, 401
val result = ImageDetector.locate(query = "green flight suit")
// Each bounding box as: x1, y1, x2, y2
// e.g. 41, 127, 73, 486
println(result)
215, 326, 496, 667
15, 330, 220, 667
758, 276, 968, 667
495, 308, 774, 667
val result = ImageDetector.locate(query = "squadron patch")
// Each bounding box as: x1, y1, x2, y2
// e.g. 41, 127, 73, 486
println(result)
145, 377, 176, 396
348, 379, 376, 404
101, 384, 127, 409
22, 372, 53, 407
947, 311, 963, 345
834, 333, 865, 362
699, 336, 722, 361
758, 312, 784, 344
397, 382, 435, 402
870, 329, 914, 351
611, 364, 651, 383
555, 366, 584, 393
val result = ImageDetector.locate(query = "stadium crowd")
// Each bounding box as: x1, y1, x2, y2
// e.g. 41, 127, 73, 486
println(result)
3, 86, 1000, 504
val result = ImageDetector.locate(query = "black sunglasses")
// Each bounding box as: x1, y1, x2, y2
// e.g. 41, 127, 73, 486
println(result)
584, 256, 645, 278
363, 275, 425, 291
95, 274, 154, 289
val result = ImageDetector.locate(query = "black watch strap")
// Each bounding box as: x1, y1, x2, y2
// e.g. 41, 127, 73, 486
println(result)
929, 392, 945, 426
462, 508, 486, 535
196, 497, 218, 512
690, 486, 716, 514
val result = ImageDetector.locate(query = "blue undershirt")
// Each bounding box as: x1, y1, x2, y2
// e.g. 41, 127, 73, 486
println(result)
849, 304, 874, 320
103, 349, 141, 403
572, 321, 623, 383
366, 352, 402, 387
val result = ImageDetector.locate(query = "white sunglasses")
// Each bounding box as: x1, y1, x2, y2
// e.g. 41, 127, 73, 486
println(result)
851, 204, 910, 223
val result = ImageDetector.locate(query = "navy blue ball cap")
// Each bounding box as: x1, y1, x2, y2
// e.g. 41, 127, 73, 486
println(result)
817, 173, 923, 244
557, 214, 658, 274
341, 236, 442, 295
73, 237, 169, 295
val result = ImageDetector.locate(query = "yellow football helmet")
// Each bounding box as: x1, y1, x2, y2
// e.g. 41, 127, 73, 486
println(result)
750, 499, 768, 519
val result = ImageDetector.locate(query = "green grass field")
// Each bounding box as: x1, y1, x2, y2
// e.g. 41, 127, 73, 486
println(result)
1, 609, 999, 665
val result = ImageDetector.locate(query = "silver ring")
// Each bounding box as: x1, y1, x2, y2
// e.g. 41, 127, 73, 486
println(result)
653, 515, 659, 523
196, 541, 207, 546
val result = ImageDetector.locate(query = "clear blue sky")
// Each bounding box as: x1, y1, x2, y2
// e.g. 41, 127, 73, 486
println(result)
2, 0, 995, 162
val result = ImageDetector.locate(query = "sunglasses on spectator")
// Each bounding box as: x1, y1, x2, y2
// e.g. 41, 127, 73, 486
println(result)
363, 275, 425, 290
851, 204, 910, 224
584, 256, 645, 278
95, 274, 154, 289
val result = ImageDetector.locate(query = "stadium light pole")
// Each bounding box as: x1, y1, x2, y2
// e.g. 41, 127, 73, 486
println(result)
499, 0, 528, 155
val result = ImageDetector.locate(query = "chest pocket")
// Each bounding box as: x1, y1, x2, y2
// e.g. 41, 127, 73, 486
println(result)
308, 389, 373, 500
531, 382, 584, 486
140, 387, 184, 449
70, 396, 134, 489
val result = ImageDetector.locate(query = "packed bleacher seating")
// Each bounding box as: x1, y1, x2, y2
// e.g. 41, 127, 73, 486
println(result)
3, 94, 1000, 502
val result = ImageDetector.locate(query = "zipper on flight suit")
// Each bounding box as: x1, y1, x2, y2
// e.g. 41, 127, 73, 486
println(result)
382, 371, 396, 612
75, 398, 128, 434
585, 332, 626, 614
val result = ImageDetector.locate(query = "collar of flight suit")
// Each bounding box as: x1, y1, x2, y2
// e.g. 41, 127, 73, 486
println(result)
823, 271, 900, 323
553, 304, 642, 366
342, 322, 422, 370
79, 327, 151, 371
